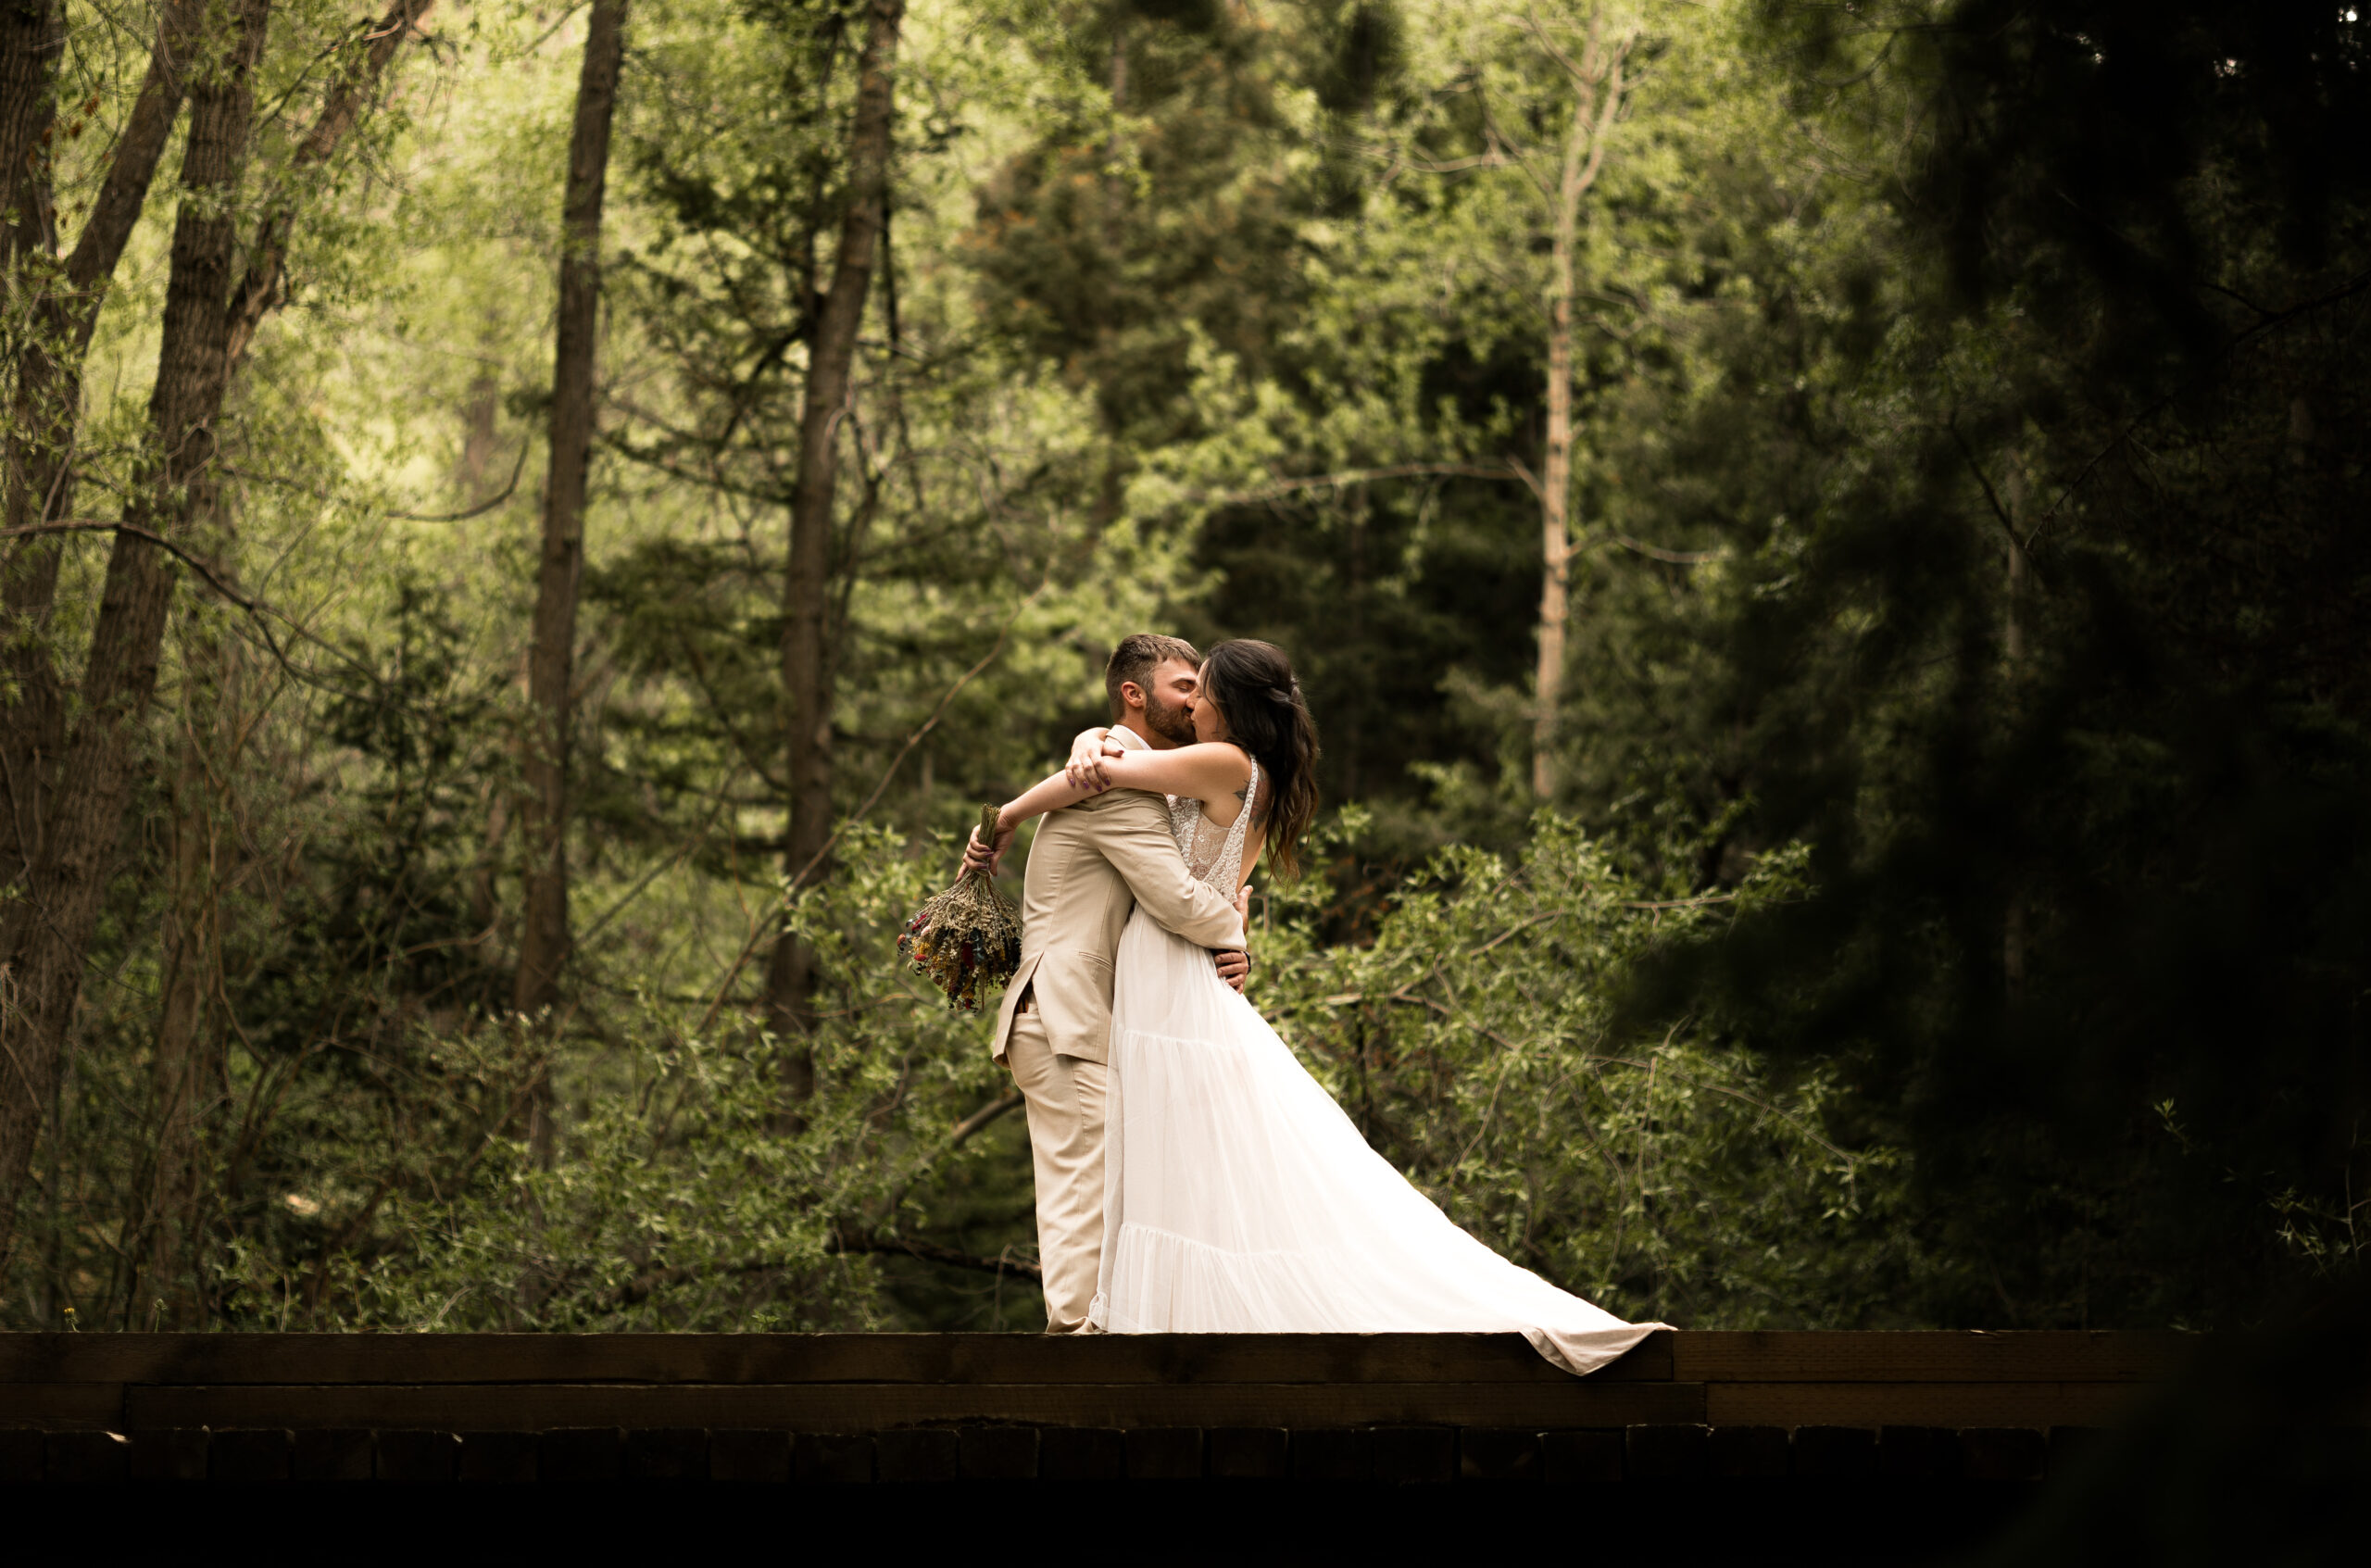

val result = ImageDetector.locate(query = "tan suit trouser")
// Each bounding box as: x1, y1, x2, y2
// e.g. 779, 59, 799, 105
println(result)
1004, 1002, 1106, 1334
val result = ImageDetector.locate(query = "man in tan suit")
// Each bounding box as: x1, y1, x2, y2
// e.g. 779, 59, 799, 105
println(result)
966, 634, 1248, 1333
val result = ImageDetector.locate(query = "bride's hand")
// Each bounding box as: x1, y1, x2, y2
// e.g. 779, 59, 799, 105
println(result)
1064, 727, 1123, 793
963, 813, 1016, 877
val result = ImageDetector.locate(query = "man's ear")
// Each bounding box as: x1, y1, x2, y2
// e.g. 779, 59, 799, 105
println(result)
1118, 680, 1146, 711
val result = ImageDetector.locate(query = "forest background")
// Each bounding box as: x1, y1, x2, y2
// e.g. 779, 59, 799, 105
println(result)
0, 0, 2362, 1336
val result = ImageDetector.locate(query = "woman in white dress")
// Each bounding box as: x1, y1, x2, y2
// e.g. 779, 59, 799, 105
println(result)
983, 639, 1665, 1375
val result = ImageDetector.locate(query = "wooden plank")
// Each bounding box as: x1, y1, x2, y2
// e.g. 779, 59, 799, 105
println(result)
1598, 1333, 1675, 1382
0, 1381, 122, 1429
0, 1331, 1662, 1387
1704, 1381, 2155, 1428
0, 1328, 2207, 1399
1674, 1332, 2198, 1385
122, 1379, 1707, 1432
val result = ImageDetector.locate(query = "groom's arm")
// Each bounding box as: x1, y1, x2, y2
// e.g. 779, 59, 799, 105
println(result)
1091, 793, 1248, 954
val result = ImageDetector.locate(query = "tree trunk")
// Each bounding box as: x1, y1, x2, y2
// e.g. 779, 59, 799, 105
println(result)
2003, 460, 2030, 667
0, 0, 273, 1272
144, 635, 232, 1325
0, 0, 66, 889
141, 0, 434, 1316
767, 0, 904, 1098
514, 0, 627, 1158
2002, 458, 2030, 999
1092, 5, 1128, 528
1530, 8, 1625, 799
224, 0, 435, 369
0, 0, 61, 267
1, 0, 204, 893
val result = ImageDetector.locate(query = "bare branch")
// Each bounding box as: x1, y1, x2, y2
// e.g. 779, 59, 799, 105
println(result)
388, 438, 531, 522
1184, 461, 1533, 509
0, 519, 258, 612
2033, 265, 2371, 543
949, 1090, 1023, 1148
1605, 530, 1731, 566
828, 1227, 1041, 1281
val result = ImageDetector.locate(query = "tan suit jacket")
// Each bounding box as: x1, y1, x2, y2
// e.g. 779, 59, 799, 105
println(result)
988, 759, 1246, 1066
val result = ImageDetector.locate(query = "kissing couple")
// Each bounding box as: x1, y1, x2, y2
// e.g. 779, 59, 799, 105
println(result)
965, 633, 1663, 1374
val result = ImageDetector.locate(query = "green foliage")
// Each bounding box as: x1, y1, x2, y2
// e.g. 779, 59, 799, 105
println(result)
314, 826, 1019, 1330
1591, 0, 2371, 1324
1253, 814, 1925, 1328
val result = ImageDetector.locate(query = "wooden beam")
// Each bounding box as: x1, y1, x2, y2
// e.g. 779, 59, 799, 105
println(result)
0, 1381, 121, 1428
0, 1331, 1660, 1387
1672, 1331, 2200, 1384
1704, 1381, 2159, 1428
120, 1379, 1709, 1432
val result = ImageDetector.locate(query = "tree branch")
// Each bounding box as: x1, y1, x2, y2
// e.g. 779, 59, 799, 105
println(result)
949, 1089, 1022, 1148
226, 0, 438, 366
828, 1226, 1040, 1280
1189, 461, 1532, 508
0, 519, 258, 612
389, 437, 530, 521
1605, 530, 1731, 566
2033, 265, 2371, 541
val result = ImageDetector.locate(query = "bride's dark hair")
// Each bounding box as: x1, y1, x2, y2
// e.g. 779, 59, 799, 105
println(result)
1199, 638, 1320, 877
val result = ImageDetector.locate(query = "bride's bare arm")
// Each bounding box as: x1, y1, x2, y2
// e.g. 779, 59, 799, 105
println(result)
962, 765, 1106, 872
998, 744, 1247, 834
962, 743, 1253, 874
996, 769, 1096, 834
1086, 743, 1251, 803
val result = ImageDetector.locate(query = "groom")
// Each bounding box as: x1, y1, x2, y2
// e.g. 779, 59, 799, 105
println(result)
966, 633, 1250, 1334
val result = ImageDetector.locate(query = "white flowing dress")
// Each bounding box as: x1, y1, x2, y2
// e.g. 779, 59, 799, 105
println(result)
1087, 759, 1668, 1375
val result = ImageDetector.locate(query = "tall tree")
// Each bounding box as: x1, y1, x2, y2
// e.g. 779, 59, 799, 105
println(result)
1397, 0, 1640, 798
515, 0, 631, 1151
144, 0, 439, 1318
0, 0, 61, 269
766, 0, 904, 1098
1, 0, 204, 891
1523, 5, 1632, 797
0, 0, 274, 1270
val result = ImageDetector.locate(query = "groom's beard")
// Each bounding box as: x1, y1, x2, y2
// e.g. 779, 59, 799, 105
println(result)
1141, 694, 1197, 746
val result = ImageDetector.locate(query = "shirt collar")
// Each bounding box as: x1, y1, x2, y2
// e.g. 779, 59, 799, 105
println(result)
1110, 723, 1152, 751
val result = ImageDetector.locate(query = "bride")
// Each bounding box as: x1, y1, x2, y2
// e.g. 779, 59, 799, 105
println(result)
980, 637, 1663, 1375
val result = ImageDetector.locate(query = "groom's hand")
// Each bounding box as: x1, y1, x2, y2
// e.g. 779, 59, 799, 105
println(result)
1064, 728, 1124, 793
1213, 884, 1254, 990
964, 816, 1016, 877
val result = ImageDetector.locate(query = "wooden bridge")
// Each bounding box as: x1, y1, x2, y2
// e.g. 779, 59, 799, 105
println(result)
0, 1327, 2264, 1561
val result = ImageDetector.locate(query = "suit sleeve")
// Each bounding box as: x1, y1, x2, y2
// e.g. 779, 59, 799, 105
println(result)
1094, 794, 1248, 950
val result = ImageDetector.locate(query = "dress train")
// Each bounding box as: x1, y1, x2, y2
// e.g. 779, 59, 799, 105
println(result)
1088, 903, 1665, 1376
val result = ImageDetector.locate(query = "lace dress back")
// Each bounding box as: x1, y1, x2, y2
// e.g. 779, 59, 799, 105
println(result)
1166, 756, 1260, 891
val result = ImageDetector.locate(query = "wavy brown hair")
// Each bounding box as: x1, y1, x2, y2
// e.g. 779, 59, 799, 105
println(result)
1198, 639, 1320, 877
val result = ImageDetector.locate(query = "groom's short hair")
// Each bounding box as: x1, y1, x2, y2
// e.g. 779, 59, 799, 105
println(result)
1106, 633, 1201, 721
